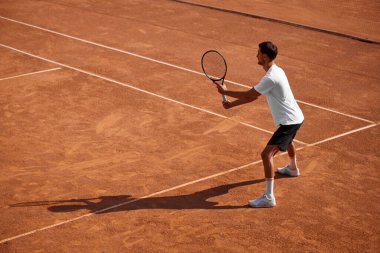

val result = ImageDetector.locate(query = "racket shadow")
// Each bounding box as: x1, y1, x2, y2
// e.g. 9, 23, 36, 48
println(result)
11, 176, 287, 213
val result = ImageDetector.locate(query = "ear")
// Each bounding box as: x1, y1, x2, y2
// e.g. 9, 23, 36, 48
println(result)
262, 53, 270, 62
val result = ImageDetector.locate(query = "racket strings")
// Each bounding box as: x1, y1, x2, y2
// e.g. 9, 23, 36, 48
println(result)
202, 51, 227, 81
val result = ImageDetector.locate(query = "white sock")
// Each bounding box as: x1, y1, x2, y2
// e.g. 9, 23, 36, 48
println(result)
265, 178, 274, 197
290, 156, 298, 170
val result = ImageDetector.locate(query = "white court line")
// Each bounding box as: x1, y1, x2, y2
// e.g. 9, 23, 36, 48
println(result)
0, 15, 375, 124
0, 122, 377, 244
0, 67, 61, 81
295, 100, 375, 124
303, 123, 378, 148
0, 43, 307, 145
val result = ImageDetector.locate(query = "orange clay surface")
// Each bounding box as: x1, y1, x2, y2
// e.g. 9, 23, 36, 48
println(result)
178, 0, 380, 41
0, 0, 379, 252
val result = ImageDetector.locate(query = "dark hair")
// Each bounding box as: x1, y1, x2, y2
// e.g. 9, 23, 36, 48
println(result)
259, 41, 278, 60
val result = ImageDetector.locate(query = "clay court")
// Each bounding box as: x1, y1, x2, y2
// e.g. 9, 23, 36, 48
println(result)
0, 0, 379, 252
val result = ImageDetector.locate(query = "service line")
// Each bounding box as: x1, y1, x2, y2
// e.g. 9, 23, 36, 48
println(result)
0, 67, 61, 82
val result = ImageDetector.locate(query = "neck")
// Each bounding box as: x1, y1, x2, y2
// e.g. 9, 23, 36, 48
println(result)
263, 61, 274, 72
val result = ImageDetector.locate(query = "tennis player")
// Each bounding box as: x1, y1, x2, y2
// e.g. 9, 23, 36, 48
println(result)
215, 41, 304, 208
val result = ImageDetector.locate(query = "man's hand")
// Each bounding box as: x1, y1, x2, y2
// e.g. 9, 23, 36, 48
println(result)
214, 81, 228, 95
222, 100, 231, 109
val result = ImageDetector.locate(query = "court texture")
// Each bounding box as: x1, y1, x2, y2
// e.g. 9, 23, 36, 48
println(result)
0, 0, 379, 252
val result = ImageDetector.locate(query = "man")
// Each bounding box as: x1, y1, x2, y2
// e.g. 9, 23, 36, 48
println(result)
215, 41, 304, 208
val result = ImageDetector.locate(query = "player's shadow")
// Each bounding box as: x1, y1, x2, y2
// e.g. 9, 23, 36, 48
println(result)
11, 175, 288, 213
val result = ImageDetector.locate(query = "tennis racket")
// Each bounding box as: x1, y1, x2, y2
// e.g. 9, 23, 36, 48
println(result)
201, 50, 228, 102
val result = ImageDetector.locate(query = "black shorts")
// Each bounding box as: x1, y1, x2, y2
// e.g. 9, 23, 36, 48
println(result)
267, 123, 303, 151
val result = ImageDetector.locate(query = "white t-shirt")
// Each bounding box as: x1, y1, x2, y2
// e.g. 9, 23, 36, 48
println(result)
254, 64, 304, 127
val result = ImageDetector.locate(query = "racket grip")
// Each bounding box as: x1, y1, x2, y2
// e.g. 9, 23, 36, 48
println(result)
222, 95, 227, 102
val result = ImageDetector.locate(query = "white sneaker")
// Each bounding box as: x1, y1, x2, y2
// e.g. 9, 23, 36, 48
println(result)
248, 193, 276, 208
277, 164, 300, 177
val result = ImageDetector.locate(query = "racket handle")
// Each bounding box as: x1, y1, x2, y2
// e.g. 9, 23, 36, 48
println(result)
222, 95, 227, 102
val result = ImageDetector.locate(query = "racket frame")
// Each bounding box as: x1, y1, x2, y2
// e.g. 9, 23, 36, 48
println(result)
201, 50, 228, 102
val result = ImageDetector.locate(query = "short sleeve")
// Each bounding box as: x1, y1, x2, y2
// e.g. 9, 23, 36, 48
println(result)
254, 76, 275, 94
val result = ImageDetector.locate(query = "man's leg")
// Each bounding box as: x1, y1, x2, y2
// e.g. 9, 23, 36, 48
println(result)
287, 142, 296, 157
261, 145, 280, 179
287, 142, 298, 170
277, 142, 300, 176
248, 145, 279, 208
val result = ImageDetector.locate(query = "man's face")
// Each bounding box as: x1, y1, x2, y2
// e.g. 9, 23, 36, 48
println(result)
256, 49, 265, 65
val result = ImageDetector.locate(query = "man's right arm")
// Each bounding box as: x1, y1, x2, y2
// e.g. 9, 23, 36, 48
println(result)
223, 90, 260, 109
216, 83, 261, 100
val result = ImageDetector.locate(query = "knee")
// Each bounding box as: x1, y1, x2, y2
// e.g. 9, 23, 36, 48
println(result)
261, 146, 278, 160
